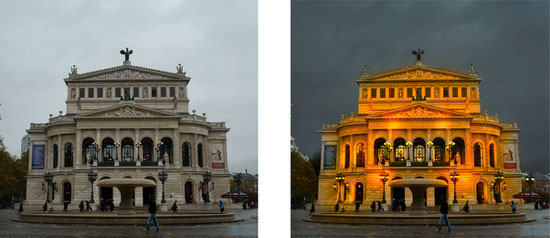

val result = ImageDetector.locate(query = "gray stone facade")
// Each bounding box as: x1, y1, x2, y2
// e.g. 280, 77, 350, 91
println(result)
26, 59, 231, 209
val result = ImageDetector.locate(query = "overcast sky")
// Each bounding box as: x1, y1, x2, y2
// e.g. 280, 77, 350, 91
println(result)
291, 1, 549, 174
0, 0, 257, 174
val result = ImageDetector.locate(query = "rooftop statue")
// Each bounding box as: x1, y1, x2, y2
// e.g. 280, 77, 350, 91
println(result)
411, 48, 425, 61
120, 47, 133, 61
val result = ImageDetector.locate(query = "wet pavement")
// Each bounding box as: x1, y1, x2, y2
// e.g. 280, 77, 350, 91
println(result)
0, 208, 257, 237
292, 209, 550, 237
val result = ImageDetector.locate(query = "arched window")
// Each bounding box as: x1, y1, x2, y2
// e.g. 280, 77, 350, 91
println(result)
63, 182, 72, 202
489, 144, 495, 167
121, 138, 134, 162
160, 137, 173, 164
53, 145, 58, 168
393, 138, 406, 162
433, 138, 445, 162
344, 145, 350, 168
198, 143, 203, 167
182, 142, 191, 166
413, 138, 426, 162
141, 138, 154, 161
64, 143, 73, 167
355, 182, 363, 203
356, 143, 365, 167
474, 143, 482, 167
102, 138, 115, 161
82, 137, 95, 164
453, 138, 465, 164
373, 138, 386, 165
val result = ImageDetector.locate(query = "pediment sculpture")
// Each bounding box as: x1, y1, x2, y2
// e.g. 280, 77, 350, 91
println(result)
88, 69, 169, 80
103, 106, 151, 117
394, 107, 442, 117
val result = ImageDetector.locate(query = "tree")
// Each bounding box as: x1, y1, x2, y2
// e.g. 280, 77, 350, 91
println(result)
291, 150, 317, 208
310, 150, 321, 177
0, 138, 28, 208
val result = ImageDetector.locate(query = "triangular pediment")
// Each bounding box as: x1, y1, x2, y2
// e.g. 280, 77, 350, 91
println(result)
358, 65, 479, 82
367, 104, 472, 119
75, 103, 180, 119
65, 64, 189, 81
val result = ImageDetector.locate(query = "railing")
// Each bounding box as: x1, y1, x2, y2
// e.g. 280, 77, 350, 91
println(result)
389, 161, 406, 167
120, 161, 136, 166
411, 161, 428, 167
433, 161, 450, 166
98, 161, 115, 166
141, 161, 157, 166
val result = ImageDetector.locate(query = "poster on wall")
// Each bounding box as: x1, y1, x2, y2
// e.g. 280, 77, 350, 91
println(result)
32, 144, 45, 169
323, 145, 337, 170
502, 145, 515, 161
210, 144, 223, 160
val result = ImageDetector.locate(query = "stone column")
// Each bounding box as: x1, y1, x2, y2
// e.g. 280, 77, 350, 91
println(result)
465, 129, 472, 167
96, 129, 101, 164
154, 129, 159, 162
76, 129, 82, 168
427, 187, 435, 207
192, 134, 198, 169
388, 129, 393, 163
174, 129, 181, 167
446, 129, 451, 162
427, 129, 432, 162
58, 135, 62, 171
350, 135, 355, 168
367, 129, 373, 166
116, 129, 120, 161
222, 139, 229, 174
485, 134, 490, 168
134, 129, 139, 162
407, 129, 412, 160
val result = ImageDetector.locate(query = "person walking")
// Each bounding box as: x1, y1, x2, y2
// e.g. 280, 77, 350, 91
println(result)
309, 202, 316, 216
85, 201, 92, 212
511, 201, 516, 213
437, 196, 451, 232
145, 195, 160, 232
355, 201, 361, 213
370, 201, 376, 213
462, 201, 470, 213
335, 201, 340, 213
17, 202, 24, 215
219, 200, 224, 213
42, 201, 48, 213
171, 200, 178, 213
242, 200, 247, 210
377, 201, 384, 212
79, 201, 84, 212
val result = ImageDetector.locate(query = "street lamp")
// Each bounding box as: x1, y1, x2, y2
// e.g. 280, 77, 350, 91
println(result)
92, 141, 100, 164
87, 170, 97, 203
235, 173, 243, 203
446, 141, 456, 164
43, 172, 53, 203
525, 174, 535, 203
405, 141, 412, 161
158, 170, 168, 204
494, 171, 504, 203
201, 171, 213, 203
135, 141, 142, 161
335, 173, 345, 202
378, 171, 389, 204
382, 141, 392, 165
427, 141, 433, 161
114, 141, 120, 161
450, 171, 460, 204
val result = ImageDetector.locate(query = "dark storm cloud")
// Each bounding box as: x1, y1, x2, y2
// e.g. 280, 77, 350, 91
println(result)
291, 1, 549, 173
0, 0, 257, 174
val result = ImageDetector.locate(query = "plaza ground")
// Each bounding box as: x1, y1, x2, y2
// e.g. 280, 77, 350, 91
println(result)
292, 208, 550, 237
0, 208, 257, 237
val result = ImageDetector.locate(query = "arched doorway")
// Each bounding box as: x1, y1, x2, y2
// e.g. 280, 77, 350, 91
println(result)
355, 183, 363, 204
143, 177, 156, 205
391, 177, 404, 202
476, 182, 485, 203
434, 177, 448, 206
63, 182, 72, 202
184, 181, 194, 203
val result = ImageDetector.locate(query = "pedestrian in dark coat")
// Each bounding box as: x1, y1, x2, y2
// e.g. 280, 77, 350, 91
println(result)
171, 200, 178, 213
85, 201, 92, 211
145, 195, 159, 232
63, 200, 70, 212
401, 200, 407, 212
18, 202, 24, 215
462, 201, 470, 213
242, 201, 247, 210
219, 201, 224, 213
79, 201, 84, 212
109, 200, 115, 212
377, 201, 384, 212
335, 201, 340, 213
370, 201, 376, 213
43, 202, 48, 213
309, 202, 316, 216
437, 196, 451, 232
511, 201, 517, 213
355, 201, 361, 213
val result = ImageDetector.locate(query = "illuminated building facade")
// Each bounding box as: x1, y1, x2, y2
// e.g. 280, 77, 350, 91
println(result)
317, 55, 523, 211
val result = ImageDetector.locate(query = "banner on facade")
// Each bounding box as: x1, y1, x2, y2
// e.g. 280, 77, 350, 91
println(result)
323, 145, 337, 170
212, 162, 225, 169
32, 144, 45, 169
503, 163, 516, 169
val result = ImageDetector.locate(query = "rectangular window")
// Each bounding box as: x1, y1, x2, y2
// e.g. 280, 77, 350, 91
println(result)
461, 87, 467, 97
407, 87, 413, 98
79, 88, 85, 98
88, 88, 94, 98
151, 87, 157, 97
389, 88, 395, 98
97, 88, 103, 98
452, 87, 458, 97
124, 87, 130, 98
169, 87, 175, 97
443, 87, 449, 97
370, 88, 377, 98
115, 87, 121, 97
379, 88, 386, 98
160, 87, 166, 97
133, 87, 139, 97
425, 87, 431, 98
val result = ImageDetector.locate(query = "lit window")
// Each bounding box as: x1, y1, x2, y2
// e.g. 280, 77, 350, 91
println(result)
443, 88, 449, 97
380, 88, 386, 98
461, 87, 467, 97
371, 88, 377, 98
452, 87, 458, 97
425, 88, 431, 98
407, 88, 413, 98
389, 88, 395, 98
